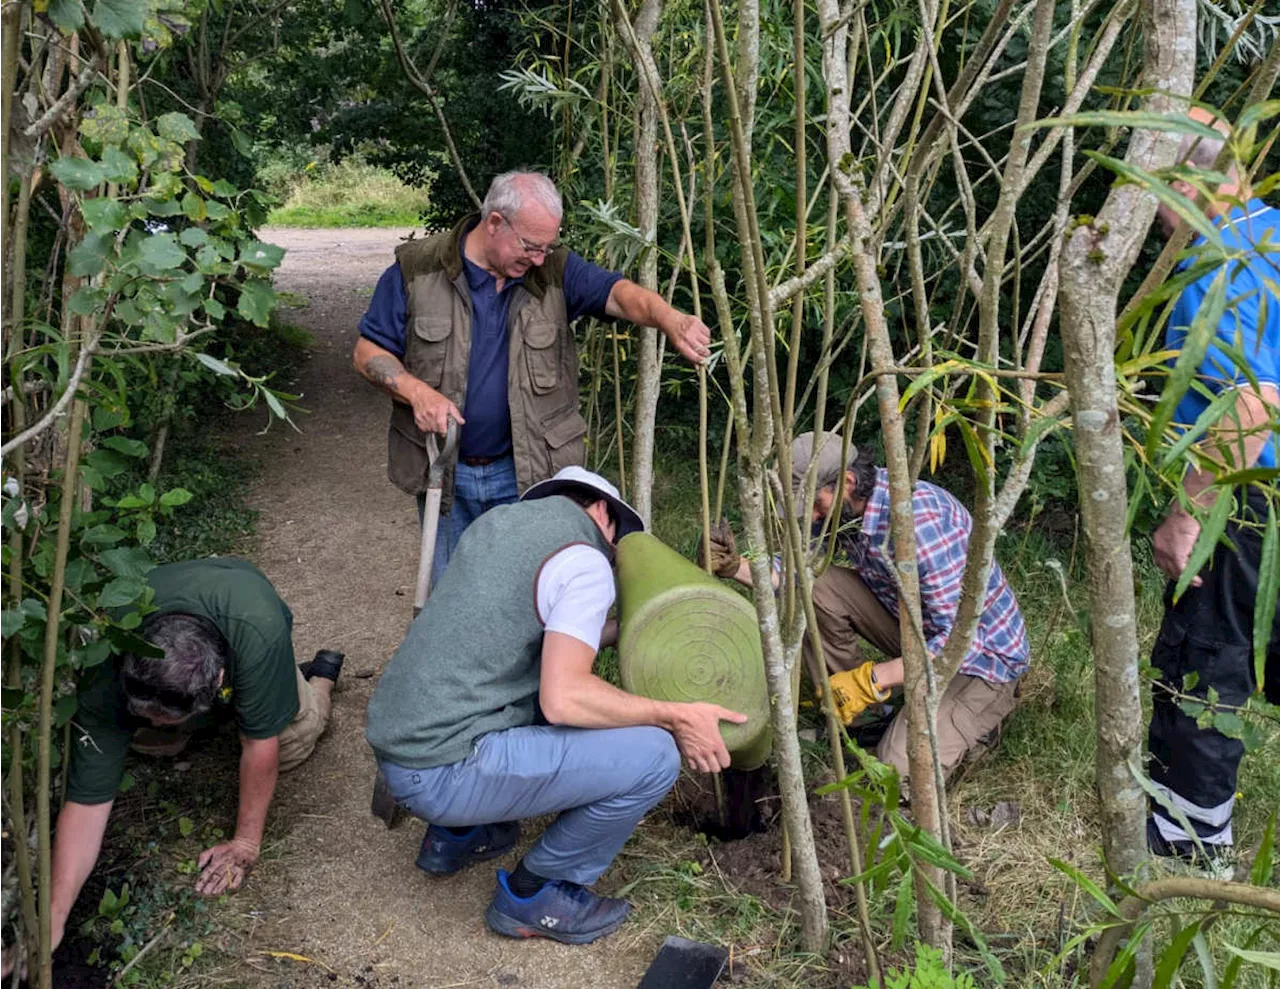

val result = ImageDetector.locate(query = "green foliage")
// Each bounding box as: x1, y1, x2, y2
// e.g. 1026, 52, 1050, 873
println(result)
855, 943, 978, 989
819, 748, 1006, 984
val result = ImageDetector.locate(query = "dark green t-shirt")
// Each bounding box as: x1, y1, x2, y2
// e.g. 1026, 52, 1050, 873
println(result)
65, 558, 299, 805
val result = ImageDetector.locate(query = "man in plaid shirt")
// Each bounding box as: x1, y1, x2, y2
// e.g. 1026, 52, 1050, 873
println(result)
705, 431, 1029, 780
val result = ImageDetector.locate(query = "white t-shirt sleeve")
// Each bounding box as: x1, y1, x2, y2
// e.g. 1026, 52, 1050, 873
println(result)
536, 544, 616, 650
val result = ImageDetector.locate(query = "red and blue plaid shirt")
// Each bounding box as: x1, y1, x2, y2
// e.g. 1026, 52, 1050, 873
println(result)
837, 469, 1029, 684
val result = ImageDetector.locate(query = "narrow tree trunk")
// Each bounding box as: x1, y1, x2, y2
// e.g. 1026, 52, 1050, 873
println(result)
624, 0, 663, 526
35, 395, 89, 989
706, 0, 829, 949
816, 0, 948, 949
147, 360, 182, 482
1058, 0, 1196, 886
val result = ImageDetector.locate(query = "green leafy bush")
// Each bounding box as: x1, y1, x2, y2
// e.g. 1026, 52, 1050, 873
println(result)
855, 944, 977, 989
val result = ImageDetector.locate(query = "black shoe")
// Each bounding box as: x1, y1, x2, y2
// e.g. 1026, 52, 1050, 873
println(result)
299, 649, 344, 683
416, 821, 521, 875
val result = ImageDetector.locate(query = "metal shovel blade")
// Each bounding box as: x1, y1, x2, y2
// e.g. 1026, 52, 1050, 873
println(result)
370, 768, 406, 829
636, 936, 728, 989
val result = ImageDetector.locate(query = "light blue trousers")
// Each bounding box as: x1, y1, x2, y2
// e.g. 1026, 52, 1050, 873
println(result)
379, 725, 681, 885
417, 454, 519, 586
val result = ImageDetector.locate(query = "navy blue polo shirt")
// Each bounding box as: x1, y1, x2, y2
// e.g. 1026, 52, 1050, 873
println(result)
1166, 199, 1280, 470
359, 232, 622, 459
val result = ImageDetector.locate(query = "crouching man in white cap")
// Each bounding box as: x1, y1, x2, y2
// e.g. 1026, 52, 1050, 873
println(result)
365, 467, 746, 944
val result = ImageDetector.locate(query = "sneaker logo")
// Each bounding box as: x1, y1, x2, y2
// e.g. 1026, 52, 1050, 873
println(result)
540, 916, 559, 929
474, 844, 490, 853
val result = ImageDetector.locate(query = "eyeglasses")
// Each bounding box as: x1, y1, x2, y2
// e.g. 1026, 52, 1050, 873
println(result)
498, 213, 562, 258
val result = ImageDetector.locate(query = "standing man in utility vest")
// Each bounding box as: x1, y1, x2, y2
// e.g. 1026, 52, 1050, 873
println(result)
353, 170, 711, 580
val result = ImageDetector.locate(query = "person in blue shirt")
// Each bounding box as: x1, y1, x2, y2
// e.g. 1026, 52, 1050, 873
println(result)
353, 171, 710, 582
1146, 110, 1280, 873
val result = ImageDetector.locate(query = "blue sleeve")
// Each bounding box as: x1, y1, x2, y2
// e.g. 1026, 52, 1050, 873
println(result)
563, 251, 624, 323
1194, 269, 1278, 392
1229, 265, 1279, 388
358, 262, 409, 358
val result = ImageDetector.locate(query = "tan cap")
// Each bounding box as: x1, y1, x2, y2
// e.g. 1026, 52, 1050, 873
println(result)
790, 431, 857, 498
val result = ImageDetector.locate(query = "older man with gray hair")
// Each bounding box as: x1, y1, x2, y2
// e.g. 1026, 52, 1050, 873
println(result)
703, 432, 1030, 781
354, 170, 711, 580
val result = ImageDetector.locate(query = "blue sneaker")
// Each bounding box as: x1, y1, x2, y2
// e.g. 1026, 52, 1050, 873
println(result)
415, 822, 520, 875
485, 869, 632, 945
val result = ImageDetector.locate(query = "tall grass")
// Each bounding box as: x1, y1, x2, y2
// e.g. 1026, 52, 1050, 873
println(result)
265, 157, 431, 228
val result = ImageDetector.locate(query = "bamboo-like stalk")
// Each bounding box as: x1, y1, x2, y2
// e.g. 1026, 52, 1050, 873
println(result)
707, 0, 828, 954
35, 395, 89, 989
1, 0, 23, 258
611, 327, 628, 498
930, 0, 1056, 693
601, 15, 614, 202
617, 0, 663, 525
777, 0, 810, 890
701, 14, 734, 530
797, 577, 881, 986
3, 205, 36, 972
782, 0, 806, 435
2, 5, 35, 946
4, 161, 39, 976
816, 0, 948, 947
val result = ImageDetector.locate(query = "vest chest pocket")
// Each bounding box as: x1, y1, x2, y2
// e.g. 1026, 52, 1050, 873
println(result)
543, 403, 587, 473
410, 317, 452, 388
523, 321, 563, 395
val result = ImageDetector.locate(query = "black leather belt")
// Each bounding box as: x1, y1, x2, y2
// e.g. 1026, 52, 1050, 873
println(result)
460, 454, 504, 467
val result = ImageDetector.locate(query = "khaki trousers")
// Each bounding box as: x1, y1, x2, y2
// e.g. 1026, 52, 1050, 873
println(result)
132, 668, 331, 772
803, 564, 1019, 779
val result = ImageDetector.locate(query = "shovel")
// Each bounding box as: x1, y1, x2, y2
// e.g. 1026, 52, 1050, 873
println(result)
371, 416, 460, 828
413, 416, 460, 617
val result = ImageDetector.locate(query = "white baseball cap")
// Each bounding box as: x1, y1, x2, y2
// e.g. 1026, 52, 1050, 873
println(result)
520, 466, 645, 540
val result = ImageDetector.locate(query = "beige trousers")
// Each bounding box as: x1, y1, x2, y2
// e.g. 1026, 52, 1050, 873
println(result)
803, 564, 1019, 779
131, 667, 331, 772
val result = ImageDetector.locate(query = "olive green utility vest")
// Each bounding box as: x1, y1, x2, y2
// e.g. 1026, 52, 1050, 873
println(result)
387, 215, 587, 512
364, 496, 612, 769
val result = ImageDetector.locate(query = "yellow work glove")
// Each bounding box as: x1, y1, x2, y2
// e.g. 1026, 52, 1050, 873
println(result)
828, 662, 890, 725
696, 518, 742, 578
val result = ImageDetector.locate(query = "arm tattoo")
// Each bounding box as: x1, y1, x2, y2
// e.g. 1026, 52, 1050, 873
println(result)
364, 354, 405, 393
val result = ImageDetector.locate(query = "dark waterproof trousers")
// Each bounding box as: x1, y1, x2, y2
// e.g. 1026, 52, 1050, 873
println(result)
1148, 487, 1280, 848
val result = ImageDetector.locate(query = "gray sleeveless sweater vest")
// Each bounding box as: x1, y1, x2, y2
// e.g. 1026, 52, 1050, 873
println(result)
365, 496, 611, 768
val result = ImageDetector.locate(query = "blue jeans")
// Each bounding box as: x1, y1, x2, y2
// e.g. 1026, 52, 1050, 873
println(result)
417, 454, 519, 586
379, 725, 681, 885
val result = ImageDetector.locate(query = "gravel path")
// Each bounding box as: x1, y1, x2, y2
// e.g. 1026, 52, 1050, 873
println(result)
224, 227, 653, 989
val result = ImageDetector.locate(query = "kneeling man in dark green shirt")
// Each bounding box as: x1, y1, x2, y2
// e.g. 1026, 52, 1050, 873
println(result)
50, 558, 342, 956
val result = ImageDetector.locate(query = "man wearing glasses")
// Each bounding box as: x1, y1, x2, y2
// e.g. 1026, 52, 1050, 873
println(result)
353, 170, 711, 581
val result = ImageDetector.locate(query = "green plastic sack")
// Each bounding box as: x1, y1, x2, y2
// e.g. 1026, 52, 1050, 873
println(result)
616, 532, 772, 770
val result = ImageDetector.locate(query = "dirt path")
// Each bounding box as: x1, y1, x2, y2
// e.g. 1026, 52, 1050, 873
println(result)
224, 228, 653, 989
